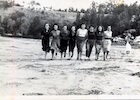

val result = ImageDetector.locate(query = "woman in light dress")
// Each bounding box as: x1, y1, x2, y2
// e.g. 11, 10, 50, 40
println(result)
103, 26, 113, 60
50, 24, 60, 60
76, 23, 88, 60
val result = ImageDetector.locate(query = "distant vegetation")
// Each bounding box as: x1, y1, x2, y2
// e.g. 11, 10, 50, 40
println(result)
74, 1, 140, 37
0, 6, 78, 38
1, 1, 140, 38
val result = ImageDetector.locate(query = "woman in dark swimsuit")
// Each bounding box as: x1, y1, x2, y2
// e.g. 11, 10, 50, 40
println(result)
95, 26, 104, 60
60, 26, 70, 59
86, 26, 96, 60
69, 26, 76, 59
41, 23, 50, 59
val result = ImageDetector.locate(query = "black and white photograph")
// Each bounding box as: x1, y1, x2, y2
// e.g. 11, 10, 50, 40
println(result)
0, 0, 140, 99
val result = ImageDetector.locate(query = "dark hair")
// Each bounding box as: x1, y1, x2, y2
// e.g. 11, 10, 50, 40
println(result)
105, 25, 111, 30
53, 23, 58, 26
89, 25, 95, 31
43, 23, 49, 31
71, 25, 76, 29
96, 26, 104, 33
44, 23, 49, 26
44, 23, 49, 29
89, 25, 94, 28
63, 25, 67, 27
80, 23, 86, 29
53, 23, 59, 30
81, 23, 86, 26
71, 25, 78, 32
69, 25, 76, 33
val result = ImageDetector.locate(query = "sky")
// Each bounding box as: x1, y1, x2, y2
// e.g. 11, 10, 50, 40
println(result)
14, 0, 140, 10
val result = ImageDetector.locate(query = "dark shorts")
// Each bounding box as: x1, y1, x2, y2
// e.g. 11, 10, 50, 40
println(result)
77, 37, 86, 52
95, 40, 103, 53
69, 39, 75, 52
86, 39, 95, 57
60, 39, 68, 53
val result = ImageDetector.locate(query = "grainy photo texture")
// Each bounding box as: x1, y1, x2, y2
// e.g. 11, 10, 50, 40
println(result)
0, 0, 140, 99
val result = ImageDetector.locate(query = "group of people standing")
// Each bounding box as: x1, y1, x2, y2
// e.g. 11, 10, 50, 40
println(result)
41, 23, 113, 61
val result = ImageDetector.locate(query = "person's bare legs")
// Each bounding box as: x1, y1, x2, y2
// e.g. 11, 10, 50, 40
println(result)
68, 52, 71, 60
69, 52, 71, 58
95, 52, 99, 61
77, 43, 80, 60
88, 44, 93, 60
77, 51, 80, 60
80, 42, 85, 60
95, 48, 101, 61
95, 44, 98, 60
44, 51, 47, 59
106, 51, 109, 59
64, 52, 66, 58
69, 51, 74, 59
71, 51, 74, 58
95, 47, 100, 61
61, 52, 63, 59
103, 51, 106, 61
51, 50, 54, 60
79, 52, 82, 60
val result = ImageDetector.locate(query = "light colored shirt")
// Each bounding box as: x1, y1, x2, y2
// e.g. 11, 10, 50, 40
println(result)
77, 28, 88, 37
104, 30, 112, 38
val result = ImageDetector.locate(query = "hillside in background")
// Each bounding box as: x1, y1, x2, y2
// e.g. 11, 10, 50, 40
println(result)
0, 6, 82, 38
1, 1, 140, 39
1, 6, 78, 22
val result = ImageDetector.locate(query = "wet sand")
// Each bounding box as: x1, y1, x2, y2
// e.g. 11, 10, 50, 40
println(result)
0, 36, 140, 95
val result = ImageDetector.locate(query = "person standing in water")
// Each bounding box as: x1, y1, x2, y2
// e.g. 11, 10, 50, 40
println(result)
60, 25, 70, 59
95, 26, 104, 61
76, 23, 88, 60
50, 24, 60, 60
41, 23, 50, 59
86, 25, 96, 60
69, 26, 76, 59
103, 26, 113, 60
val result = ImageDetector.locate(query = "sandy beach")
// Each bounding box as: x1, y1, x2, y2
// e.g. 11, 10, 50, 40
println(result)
0, 36, 140, 96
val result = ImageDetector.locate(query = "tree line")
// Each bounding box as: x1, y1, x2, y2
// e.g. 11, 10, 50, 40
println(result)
1, 1, 140, 39
74, 1, 140, 37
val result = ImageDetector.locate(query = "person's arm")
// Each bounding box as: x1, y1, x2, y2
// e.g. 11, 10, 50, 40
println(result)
111, 31, 113, 41
59, 31, 62, 39
49, 31, 53, 46
76, 29, 79, 37
102, 31, 105, 39
85, 30, 88, 40
75, 29, 79, 42
95, 32, 97, 40
58, 30, 61, 35
67, 31, 70, 40
50, 31, 53, 37
49, 31, 54, 43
